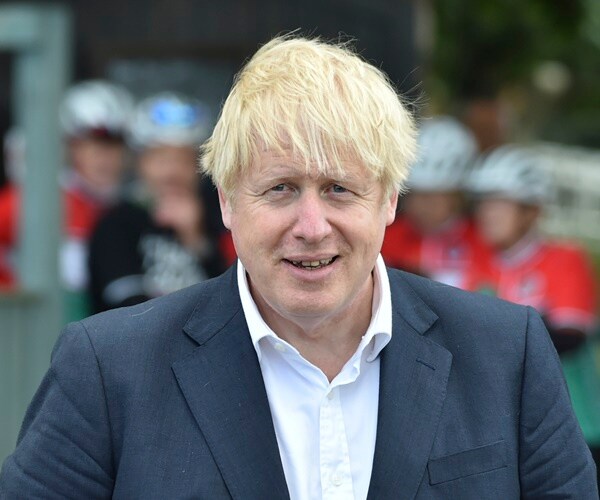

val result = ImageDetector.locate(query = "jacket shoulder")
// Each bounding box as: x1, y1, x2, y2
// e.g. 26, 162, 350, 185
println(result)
79, 268, 235, 348
389, 267, 525, 318
388, 268, 531, 354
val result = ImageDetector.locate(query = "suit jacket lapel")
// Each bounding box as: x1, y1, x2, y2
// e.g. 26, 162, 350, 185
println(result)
172, 267, 289, 500
368, 272, 453, 500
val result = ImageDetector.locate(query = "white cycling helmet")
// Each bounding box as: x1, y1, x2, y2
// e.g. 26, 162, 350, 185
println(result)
60, 80, 134, 139
407, 116, 478, 191
128, 92, 211, 150
468, 145, 554, 205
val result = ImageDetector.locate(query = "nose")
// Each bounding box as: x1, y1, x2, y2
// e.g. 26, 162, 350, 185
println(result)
290, 190, 333, 243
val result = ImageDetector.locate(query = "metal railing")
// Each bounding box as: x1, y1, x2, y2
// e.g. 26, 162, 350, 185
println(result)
534, 143, 600, 247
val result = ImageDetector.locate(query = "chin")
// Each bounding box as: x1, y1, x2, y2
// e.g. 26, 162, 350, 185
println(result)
277, 297, 339, 319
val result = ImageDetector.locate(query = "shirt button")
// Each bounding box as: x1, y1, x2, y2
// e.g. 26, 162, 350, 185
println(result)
274, 343, 286, 352
331, 473, 342, 486
327, 391, 335, 400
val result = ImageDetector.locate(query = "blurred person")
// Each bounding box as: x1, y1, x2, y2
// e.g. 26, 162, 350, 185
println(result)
382, 116, 491, 289
88, 92, 226, 313
468, 145, 597, 354
1, 36, 596, 498
0, 128, 24, 288
0, 81, 133, 317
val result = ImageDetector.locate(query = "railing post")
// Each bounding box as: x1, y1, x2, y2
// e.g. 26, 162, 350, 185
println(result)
0, 3, 72, 462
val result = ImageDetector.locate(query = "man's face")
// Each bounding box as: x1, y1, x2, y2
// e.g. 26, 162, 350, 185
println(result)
220, 149, 397, 327
402, 191, 462, 234
475, 198, 540, 250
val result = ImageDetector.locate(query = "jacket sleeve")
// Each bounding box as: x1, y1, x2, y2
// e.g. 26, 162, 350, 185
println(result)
518, 306, 597, 498
0, 323, 114, 499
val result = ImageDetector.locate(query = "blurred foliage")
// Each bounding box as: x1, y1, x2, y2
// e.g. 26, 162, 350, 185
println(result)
431, 0, 583, 98
428, 0, 600, 147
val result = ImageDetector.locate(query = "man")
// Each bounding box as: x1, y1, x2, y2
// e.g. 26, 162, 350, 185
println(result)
88, 92, 226, 312
382, 116, 491, 290
0, 36, 596, 499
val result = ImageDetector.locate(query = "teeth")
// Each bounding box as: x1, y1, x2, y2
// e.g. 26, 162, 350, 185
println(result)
290, 257, 334, 268
301, 261, 321, 267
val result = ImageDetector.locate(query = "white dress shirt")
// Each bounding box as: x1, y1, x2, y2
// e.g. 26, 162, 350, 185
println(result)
238, 255, 393, 500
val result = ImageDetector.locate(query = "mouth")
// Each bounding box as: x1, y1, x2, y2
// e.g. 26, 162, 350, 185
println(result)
284, 256, 338, 270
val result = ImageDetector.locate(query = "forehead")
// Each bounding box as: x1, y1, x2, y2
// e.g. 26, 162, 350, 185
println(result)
140, 145, 196, 163
249, 148, 373, 182
478, 197, 524, 211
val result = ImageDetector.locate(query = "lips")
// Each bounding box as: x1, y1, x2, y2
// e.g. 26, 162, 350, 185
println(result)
285, 256, 338, 270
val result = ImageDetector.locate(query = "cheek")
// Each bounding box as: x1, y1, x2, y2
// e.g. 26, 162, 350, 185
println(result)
512, 215, 530, 237
347, 210, 388, 252
175, 162, 197, 183
139, 160, 160, 181
496, 218, 511, 237
495, 207, 521, 233
229, 219, 258, 265
481, 211, 515, 239
230, 210, 278, 251
105, 146, 125, 164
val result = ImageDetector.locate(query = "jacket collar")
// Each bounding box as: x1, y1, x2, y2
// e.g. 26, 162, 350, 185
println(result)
367, 270, 453, 499
173, 265, 290, 500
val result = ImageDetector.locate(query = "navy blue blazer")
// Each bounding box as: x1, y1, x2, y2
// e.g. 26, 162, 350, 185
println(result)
1, 266, 597, 498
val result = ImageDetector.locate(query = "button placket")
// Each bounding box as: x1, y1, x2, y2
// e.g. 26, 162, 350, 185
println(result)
331, 472, 343, 487
320, 386, 355, 499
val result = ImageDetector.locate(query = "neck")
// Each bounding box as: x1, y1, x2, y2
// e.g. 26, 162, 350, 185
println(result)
498, 228, 542, 265
252, 275, 374, 381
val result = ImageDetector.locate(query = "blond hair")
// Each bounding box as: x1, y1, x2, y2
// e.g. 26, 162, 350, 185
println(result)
200, 35, 417, 199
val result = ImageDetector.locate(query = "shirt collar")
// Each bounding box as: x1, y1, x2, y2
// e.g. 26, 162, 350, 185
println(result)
237, 254, 393, 364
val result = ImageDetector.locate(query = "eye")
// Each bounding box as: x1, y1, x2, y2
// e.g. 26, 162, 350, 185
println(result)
264, 183, 294, 199
330, 184, 349, 194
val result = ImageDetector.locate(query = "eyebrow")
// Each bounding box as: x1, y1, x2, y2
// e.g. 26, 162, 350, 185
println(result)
259, 165, 365, 184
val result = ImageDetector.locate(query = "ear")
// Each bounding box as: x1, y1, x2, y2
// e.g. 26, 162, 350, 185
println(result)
385, 190, 399, 226
218, 187, 233, 230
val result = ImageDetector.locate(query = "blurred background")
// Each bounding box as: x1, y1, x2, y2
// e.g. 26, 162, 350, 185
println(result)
0, 0, 599, 468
